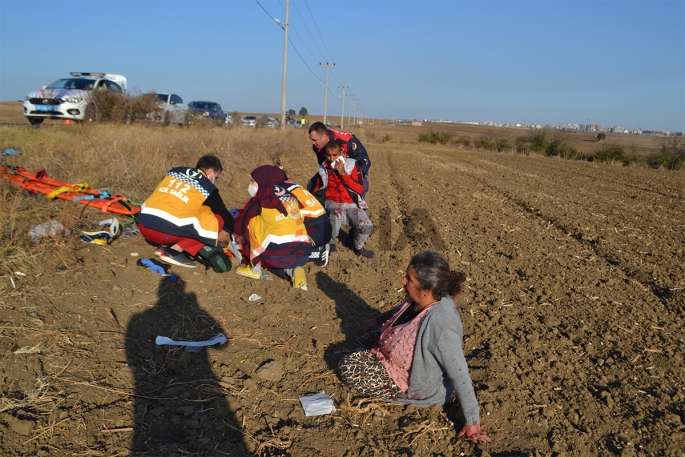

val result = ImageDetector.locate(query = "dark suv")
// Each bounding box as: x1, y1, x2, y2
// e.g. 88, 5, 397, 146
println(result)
188, 101, 227, 126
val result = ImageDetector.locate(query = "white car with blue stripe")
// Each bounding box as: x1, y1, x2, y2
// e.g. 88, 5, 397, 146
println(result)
23, 72, 126, 125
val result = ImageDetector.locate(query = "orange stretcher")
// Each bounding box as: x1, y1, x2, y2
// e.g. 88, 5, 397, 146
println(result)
1, 164, 140, 215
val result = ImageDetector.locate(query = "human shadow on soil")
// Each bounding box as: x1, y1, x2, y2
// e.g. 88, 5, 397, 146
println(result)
315, 271, 380, 371
125, 276, 246, 456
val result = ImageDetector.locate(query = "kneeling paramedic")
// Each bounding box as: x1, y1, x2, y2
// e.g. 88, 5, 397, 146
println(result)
136, 155, 234, 272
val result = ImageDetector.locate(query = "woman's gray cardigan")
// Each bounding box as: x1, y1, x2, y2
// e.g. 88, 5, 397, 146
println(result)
392, 295, 481, 426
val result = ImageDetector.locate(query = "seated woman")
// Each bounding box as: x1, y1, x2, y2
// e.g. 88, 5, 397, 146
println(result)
338, 251, 491, 444
234, 165, 311, 289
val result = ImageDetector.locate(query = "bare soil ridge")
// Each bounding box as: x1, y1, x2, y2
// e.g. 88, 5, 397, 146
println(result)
0, 135, 684, 456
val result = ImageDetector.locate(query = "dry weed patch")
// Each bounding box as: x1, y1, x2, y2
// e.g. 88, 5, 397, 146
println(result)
0, 124, 308, 289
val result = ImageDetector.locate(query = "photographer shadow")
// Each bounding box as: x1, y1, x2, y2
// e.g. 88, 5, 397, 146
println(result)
315, 271, 380, 371
126, 276, 245, 456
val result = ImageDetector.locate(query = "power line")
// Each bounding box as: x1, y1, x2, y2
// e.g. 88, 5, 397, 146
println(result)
253, 0, 351, 105
304, 0, 335, 66
309, 1, 347, 87
290, 0, 327, 62
288, 0, 347, 88
254, 0, 274, 20
254, 0, 324, 83
276, 0, 320, 63
288, 37, 324, 82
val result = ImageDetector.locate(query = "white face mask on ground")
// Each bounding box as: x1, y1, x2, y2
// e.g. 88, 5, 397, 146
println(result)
248, 183, 258, 197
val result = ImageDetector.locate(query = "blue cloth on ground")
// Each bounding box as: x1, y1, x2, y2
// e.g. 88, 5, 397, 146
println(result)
140, 258, 176, 280
141, 258, 166, 274
1, 148, 22, 156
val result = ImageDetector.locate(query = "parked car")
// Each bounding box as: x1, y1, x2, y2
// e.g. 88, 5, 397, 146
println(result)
23, 72, 126, 125
188, 101, 227, 126
241, 115, 257, 127
266, 117, 280, 129
151, 93, 189, 125
324, 120, 332, 127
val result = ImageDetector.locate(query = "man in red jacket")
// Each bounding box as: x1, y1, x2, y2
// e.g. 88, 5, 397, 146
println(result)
309, 122, 371, 197
311, 141, 376, 259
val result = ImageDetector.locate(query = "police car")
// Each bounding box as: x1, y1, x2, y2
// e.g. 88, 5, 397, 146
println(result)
23, 72, 127, 125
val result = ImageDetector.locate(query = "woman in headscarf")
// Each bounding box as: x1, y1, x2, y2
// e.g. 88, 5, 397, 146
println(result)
338, 251, 491, 444
234, 165, 311, 289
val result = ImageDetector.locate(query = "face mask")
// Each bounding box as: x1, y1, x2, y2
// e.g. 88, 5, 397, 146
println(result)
248, 183, 258, 197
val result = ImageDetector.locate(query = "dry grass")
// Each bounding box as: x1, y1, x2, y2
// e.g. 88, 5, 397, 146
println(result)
0, 103, 670, 284
0, 122, 310, 288
362, 122, 665, 157
0, 374, 52, 414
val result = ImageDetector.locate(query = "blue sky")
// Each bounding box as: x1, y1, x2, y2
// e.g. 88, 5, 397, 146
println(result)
1, 0, 683, 131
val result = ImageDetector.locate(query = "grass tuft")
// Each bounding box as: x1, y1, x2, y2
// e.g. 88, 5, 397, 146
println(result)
0, 124, 308, 278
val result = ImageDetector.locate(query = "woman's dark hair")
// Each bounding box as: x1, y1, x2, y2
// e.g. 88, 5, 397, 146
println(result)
409, 251, 466, 298
196, 155, 223, 173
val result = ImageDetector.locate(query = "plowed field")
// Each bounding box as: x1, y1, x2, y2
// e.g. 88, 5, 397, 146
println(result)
1, 142, 684, 456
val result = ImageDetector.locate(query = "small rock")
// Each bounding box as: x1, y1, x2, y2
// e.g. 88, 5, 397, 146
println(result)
256, 361, 283, 382
620, 444, 636, 457
8, 417, 33, 436
176, 406, 195, 416
404, 404, 418, 413
552, 440, 565, 452
112, 285, 122, 292
242, 377, 258, 390
149, 407, 165, 416
543, 315, 561, 327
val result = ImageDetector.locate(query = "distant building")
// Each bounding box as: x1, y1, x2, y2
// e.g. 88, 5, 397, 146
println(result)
411, 120, 422, 127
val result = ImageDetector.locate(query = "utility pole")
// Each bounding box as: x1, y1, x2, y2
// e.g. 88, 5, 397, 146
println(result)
277, 0, 290, 130
320, 63, 335, 123
347, 94, 353, 127
353, 100, 357, 127
338, 86, 348, 129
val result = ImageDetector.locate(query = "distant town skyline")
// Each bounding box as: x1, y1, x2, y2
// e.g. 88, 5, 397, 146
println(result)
419, 119, 679, 135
